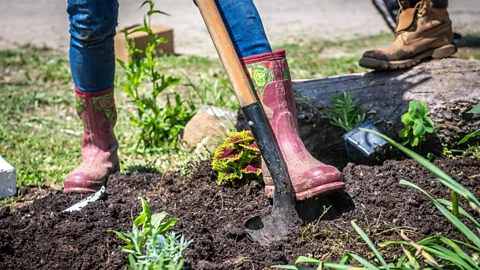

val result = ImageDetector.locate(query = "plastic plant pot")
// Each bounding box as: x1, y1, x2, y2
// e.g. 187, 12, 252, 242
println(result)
343, 120, 388, 164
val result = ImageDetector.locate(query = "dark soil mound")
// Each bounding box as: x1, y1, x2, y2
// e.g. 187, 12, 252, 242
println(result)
0, 158, 479, 270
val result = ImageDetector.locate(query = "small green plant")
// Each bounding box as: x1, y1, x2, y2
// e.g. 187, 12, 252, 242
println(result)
212, 130, 262, 187
118, 0, 196, 152
399, 100, 435, 148
324, 92, 366, 132
108, 198, 191, 270
273, 130, 480, 270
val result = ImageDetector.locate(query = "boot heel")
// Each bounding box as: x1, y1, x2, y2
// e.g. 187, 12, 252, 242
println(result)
432, 44, 457, 59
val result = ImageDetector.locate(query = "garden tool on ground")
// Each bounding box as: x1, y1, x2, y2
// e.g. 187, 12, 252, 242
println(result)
63, 186, 106, 212
196, 0, 299, 246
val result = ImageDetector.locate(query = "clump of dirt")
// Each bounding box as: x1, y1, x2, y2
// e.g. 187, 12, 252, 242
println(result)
0, 158, 479, 270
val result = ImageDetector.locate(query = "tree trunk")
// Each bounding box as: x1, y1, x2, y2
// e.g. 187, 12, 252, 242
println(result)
291, 58, 480, 168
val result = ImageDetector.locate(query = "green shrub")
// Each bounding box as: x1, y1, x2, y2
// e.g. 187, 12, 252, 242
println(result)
212, 130, 262, 186
118, 0, 196, 152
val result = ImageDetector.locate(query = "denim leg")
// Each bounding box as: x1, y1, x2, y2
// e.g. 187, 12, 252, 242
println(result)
196, 0, 272, 58
67, 0, 119, 92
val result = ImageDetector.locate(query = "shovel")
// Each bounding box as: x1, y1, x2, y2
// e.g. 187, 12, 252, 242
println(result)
196, 0, 299, 246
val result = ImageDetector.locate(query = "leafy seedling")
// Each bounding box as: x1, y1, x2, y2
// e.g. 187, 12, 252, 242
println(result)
107, 197, 191, 270
118, 0, 196, 153
399, 100, 435, 148
324, 91, 366, 132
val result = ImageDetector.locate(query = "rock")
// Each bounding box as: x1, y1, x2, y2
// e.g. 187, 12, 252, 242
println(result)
183, 105, 237, 153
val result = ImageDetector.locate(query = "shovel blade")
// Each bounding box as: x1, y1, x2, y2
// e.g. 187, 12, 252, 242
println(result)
245, 210, 297, 246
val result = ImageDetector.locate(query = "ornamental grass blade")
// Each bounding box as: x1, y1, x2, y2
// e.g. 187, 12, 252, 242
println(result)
433, 237, 478, 269
348, 253, 380, 270
351, 221, 390, 270
360, 128, 480, 213
437, 199, 480, 234
400, 180, 480, 248
426, 244, 471, 269
467, 102, 480, 114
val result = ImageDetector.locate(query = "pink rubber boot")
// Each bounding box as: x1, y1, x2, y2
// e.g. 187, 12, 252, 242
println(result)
242, 49, 345, 200
63, 86, 119, 193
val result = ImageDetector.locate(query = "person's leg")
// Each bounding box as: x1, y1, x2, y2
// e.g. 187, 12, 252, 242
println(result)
214, 0, 271, 58
64, 0, 120, 193
210, 0, 345, 200
360, 0, 456, 70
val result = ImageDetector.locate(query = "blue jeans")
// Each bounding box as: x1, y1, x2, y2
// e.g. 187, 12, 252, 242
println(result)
68, 0, 271, 92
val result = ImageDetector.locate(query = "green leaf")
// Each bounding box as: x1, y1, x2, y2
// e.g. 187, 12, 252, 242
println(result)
438, 199, 480, 234
157, 218, 179, 234
140, 0, 150, 8
401, 112, 412, 126
424, 118, 435, 133
351, 221, 389, 270
458, 129, 480, 145
349, 253, 380, 269
147, 10, 170, 16
409, 100, 428, 117
151, 212, 168, 229
413, 119, 426, 136
399, 127, 410, 139
134, 213, 148, 227
467, 102, 480, 114
139, 197, 151, 220
339, 253, 351, 265
128, 26, 149, 35
107, 230, 132, 244
451, 191, 460, 218
294, 256, 321, 265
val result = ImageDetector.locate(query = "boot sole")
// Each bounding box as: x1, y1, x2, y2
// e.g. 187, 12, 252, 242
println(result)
265, 181, 345, 201
359, 44, 457, 71
63, 186, 101, 193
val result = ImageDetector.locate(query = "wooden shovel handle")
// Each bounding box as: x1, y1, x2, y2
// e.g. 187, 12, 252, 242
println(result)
196, 0, 257, 107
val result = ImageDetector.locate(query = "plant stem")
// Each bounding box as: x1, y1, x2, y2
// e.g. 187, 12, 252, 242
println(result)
452, 190, 460, 219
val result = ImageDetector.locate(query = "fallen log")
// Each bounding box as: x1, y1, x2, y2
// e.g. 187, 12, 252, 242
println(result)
237, 58, 480, 168
293, 58, 480, 167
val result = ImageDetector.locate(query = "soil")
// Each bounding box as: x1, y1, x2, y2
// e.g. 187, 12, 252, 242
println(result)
1, 158, 479, 270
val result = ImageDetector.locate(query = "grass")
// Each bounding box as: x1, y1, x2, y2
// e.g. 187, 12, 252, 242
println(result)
1, 33, 479, 195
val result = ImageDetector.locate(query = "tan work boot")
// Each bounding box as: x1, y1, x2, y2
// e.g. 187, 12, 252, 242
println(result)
359, 0, 457, 70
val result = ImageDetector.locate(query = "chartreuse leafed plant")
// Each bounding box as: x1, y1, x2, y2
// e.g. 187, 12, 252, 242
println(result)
399, 101, 435, 148
212, 130, 262, 187
273, 130, 480, 270
107, 198, 191, 270
324, 92, 366, 132
118, 0, 195, 152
